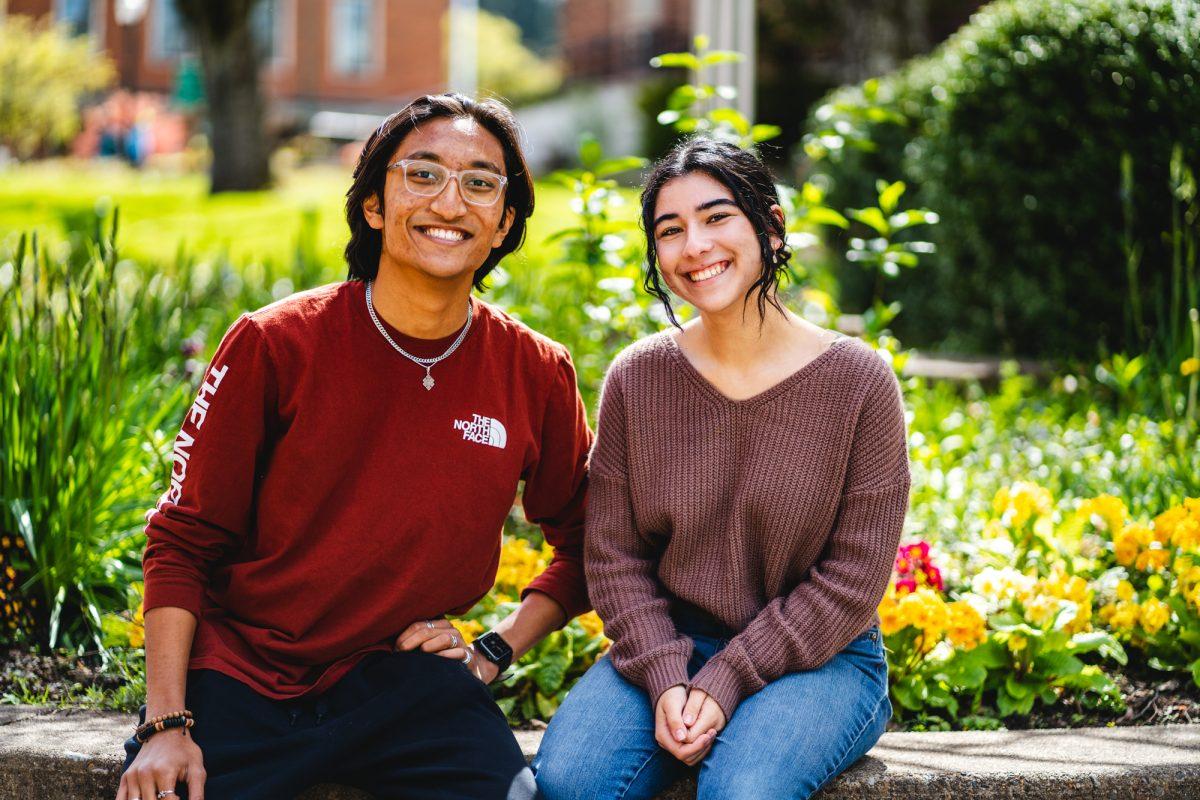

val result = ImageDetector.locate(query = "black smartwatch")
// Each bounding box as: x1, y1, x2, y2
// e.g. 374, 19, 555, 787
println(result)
473, 631, 513, 672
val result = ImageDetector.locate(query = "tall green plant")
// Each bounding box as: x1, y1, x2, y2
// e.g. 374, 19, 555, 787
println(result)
0, 223, 183, 648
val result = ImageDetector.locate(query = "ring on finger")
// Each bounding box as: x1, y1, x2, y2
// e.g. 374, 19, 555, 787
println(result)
425, 620, 434, 629
462, 646, 473, 665
158, 791, 177, 799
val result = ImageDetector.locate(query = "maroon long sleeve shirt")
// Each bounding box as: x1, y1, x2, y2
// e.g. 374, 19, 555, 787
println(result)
143, 281, 591, 699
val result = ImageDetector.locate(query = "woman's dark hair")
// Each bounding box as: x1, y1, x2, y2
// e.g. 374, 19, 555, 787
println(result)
640, 137, 791, 326
344, 93, 534, 288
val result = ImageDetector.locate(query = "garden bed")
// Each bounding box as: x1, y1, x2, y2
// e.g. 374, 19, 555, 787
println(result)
4, 645, 1197, 733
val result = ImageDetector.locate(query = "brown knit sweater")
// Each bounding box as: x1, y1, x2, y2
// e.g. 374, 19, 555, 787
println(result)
585, 331, 910, 721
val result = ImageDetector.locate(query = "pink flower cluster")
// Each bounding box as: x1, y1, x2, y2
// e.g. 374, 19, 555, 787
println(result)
893, 540, 943, 595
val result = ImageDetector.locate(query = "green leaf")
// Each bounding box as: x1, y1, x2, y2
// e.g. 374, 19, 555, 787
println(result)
595, 157, 648, 178
1034, 650, 1083, 677
666, 84, 700, 111
708, 108, 749, 136
878, 181, 906, 215
1005, 673, 1032, 699
889, 209, 940, 230
847, 207, 889, 235
892, 675, 926, 710
1191, 659, 1200, 690
495, 696, 517, 717
535, 649, 571, 695
803, 207, 850, 229
701, 50, 744, 66
650, 52, 699, 71
578, 137, 603, 171
535, 692, 560, 720
750, 124, 782, 143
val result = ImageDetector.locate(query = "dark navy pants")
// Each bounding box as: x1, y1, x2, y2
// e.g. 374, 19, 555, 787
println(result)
123, 650, 536, 800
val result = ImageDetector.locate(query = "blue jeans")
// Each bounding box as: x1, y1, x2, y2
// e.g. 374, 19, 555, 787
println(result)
533, 620, 890, 800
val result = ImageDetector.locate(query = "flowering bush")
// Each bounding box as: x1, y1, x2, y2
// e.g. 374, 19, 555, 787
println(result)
453, 535, 609, 724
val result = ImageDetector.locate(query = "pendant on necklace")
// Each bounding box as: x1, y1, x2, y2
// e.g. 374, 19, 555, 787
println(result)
423, 374, 435, 391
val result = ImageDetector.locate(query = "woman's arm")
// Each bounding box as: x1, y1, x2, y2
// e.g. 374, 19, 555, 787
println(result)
585, 366, 693, 706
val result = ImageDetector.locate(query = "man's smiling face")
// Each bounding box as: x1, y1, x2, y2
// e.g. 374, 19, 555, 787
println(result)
363, 115, 513, 284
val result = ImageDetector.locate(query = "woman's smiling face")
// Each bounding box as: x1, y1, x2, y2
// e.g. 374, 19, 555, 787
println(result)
651, 170, 779, 319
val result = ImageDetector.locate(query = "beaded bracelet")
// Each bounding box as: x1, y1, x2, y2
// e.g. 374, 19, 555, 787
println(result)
135, 715, 194, 743
134, 710, 195, 743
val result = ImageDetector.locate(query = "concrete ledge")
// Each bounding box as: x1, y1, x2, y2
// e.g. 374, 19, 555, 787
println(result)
2, 705, 1197, 799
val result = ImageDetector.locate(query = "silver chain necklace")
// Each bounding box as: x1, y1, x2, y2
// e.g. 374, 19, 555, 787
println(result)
365, 280, 473, 391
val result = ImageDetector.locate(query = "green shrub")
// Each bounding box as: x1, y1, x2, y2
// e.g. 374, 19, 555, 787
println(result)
810, 0, 1200, 358
0, 16, 113, 158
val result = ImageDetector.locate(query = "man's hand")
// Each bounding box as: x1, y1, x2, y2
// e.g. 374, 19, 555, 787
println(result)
116, 729, 205, 800
655, 686, 718, 765
395, 619, 499, 684
677, 688, 727, 765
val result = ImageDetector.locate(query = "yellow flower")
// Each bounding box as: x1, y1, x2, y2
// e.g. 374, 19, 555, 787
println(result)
1007, 634, 1028, 653
1139, 598, 1170, 635
1113, 525, 1144, 567
879, 585, 949, 650
494, 536, 552, 595
1181, 357, 1200, 376
993, 482, 1055, 528
946, 601, 987, 650
1116, 580, 1135, 602
0, 536, 10, 548
451, 618, 485, 642
1078, 495, 1128, 534
576, 611, 606, 640
1135, 543, 1170, 572
127, 602, 146, 648
1108, 601, 1141, 630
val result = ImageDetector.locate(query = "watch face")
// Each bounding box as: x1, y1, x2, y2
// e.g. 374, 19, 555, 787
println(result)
478, 632, 512, 661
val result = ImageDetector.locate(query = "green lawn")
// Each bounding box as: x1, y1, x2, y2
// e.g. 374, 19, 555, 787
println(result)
0, 160, 633, 271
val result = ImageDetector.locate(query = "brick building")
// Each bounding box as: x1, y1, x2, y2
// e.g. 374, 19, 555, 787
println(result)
6, 0, 449, 133
559, 0, 690, 82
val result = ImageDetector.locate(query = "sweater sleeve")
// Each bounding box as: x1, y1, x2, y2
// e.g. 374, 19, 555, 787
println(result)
142, 315, 278, 619
689, 366, 911, 721
520, 350, 593, 621
585, 365, 693, 704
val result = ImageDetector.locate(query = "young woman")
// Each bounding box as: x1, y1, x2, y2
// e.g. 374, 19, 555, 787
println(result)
534, 138, 910, 800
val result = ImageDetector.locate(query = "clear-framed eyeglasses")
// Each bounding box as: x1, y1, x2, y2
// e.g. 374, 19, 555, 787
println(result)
387, 159, 508, 207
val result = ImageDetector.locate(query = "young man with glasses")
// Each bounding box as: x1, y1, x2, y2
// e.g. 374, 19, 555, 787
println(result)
117, 95, 590, 800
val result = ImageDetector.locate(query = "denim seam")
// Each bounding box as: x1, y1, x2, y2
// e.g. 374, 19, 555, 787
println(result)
616, 748, 666, 800
809, 689, 890, 795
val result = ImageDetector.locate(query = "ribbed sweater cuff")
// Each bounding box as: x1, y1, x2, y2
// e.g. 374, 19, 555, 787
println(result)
688, 656, 746, 722
640, 651, 692, 705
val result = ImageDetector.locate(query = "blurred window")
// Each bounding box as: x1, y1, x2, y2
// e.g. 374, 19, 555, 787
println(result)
55, 0, 93, 37
625, 0, 661, 29
329, 0, 380, 77
253, 0, 293, 67
148, 0, 191, 62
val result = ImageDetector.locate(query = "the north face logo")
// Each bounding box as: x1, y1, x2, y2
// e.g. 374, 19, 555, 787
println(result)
453, 414, 507, 449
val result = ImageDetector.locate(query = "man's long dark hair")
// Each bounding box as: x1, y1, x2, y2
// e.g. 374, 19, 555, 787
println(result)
344, 94, 534, 289
640, 137, 791, 327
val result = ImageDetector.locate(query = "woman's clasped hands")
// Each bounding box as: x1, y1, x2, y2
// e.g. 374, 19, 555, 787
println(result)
654, 685, 727, 766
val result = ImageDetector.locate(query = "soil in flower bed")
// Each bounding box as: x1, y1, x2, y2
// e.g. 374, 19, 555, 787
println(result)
4, 646, 1198, 728
0, 647, 134, 709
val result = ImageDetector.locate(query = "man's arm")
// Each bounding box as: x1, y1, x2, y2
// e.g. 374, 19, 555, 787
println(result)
120, 317, 277, 800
